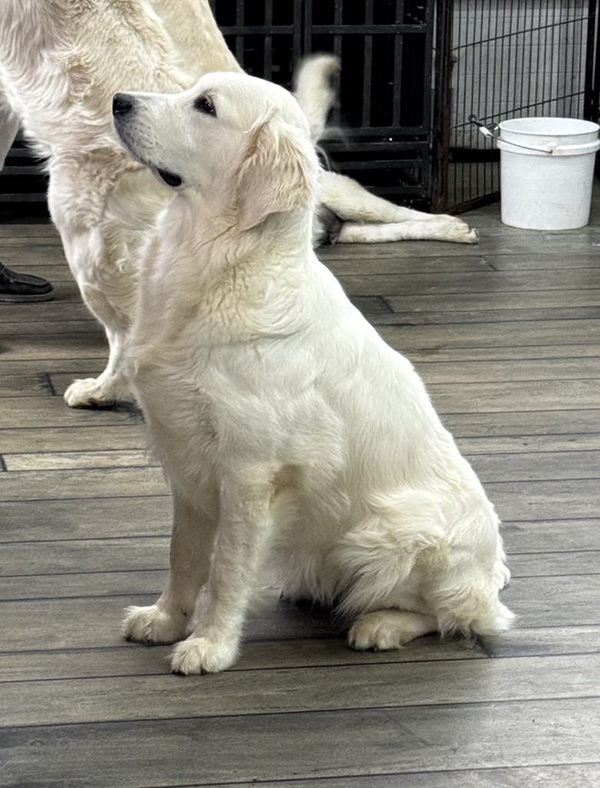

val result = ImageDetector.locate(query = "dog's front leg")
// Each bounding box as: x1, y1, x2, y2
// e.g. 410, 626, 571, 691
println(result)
64, 326, 130, 408
170, 473, 273, 674
123, 490, 217, 645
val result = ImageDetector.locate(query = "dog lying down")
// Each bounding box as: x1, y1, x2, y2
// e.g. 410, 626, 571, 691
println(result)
115, 71, 513, 674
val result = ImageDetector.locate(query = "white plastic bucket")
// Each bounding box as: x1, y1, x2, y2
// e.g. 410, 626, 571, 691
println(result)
480, 117, 600, 230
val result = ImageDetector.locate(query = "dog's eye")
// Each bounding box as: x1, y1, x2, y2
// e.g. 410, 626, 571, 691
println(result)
194, 96, 216, 117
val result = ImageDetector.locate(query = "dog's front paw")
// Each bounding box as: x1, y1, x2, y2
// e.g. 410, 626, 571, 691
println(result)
170, 636, 239, 674
123, 605, 187, 645
64, 377, 118, 408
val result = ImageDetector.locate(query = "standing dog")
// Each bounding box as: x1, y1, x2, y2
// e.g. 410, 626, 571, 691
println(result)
0, 0, 475, 409
115, 72, 512, 675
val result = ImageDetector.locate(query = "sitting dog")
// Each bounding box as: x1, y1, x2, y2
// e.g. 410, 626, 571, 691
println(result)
0, 0, 475, 410
115, 71, 513, 674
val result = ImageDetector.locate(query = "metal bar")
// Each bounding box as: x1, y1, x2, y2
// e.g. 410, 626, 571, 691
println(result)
309, 24, 428, 34
517, 0, 527, 119
577, 11, 584, 116
452, 16, 591, 50
391, 0, 405, 127
235, 0, 244, 65
362, 0, 374, 127
421, 0, 434, 131
594, 0, 600, 124
262, 0, 273, 80
548, 0, 557, 116
219, 25, 299, 34
293, 0, 303, 72
541, 0, 551, 115
333, 0, 343, 62
480, 0, 493, 198
303, 0, 311, 54
583, 0, 598, 121
432, 0, 454, 211
570, 2, 577, 116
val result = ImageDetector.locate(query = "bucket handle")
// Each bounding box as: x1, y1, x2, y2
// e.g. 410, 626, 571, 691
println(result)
468, 115, 558, 154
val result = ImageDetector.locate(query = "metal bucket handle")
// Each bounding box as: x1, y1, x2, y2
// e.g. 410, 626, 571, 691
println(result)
468, 115, 557, 154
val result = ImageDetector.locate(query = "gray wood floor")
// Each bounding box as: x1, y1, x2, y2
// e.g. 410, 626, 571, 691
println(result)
1, 197, 599, 787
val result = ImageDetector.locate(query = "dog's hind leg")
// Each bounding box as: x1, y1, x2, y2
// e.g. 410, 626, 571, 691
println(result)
319, 170, 477, 242
123, 491, 217, 645
348, 610, 438, 651
336, 218, 478, 245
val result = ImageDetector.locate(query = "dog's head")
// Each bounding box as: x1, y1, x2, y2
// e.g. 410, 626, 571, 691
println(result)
113, 72, 319, 230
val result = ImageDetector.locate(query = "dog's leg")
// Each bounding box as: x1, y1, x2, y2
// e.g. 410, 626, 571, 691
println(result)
170, 474, 272, 674
123, 492, 217, 645
64, 326, 129, 408
319, 170, 476, 243
336, 219, 477, 245
348, 610, 438, 651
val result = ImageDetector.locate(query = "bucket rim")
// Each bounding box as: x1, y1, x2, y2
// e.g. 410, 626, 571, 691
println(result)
498, 117, 600, 136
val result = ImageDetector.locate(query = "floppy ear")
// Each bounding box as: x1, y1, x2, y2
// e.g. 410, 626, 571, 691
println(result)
235, 114, 317, 231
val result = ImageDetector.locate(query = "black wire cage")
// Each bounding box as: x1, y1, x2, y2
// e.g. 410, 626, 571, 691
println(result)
434, 0, 600, 212
2, 0, 600, 219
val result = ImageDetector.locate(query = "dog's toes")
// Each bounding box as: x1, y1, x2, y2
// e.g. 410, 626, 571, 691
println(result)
441, 220, 479, 244
170, 636, 238, 675
348, 617, 403, 652
122, 604, 186, 645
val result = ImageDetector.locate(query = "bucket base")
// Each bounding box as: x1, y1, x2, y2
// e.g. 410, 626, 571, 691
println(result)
500, 215, 591, 231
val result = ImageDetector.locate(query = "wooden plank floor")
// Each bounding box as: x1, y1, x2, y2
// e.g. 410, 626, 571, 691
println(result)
1, 195, 600, 788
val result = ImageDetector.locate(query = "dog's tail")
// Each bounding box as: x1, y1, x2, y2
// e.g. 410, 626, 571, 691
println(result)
293, 53, 340, 145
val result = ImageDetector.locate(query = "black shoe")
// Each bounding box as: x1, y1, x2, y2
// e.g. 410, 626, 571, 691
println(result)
0, 261, 54, 302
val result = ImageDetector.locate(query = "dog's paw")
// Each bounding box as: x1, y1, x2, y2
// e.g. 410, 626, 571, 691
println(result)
64, 377, 118, 408
123, 605, 187, 645
438, 217, 479, 244
348, 616, 403, 651
348, 611, 437, 652
170, 636, 239, 675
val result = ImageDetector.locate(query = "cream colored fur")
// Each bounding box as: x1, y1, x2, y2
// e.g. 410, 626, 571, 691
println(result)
115, 71, 512, 675
0, 0, 475, 408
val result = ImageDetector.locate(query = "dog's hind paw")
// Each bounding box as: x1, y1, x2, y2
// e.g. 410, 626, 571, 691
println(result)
348, 610, 438, 651
438, 217, 479, 244
123, 604, 187, 645
170, 636, 239, 675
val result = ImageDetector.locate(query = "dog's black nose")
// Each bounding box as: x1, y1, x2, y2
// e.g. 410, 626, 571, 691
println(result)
113, 93, 134, 117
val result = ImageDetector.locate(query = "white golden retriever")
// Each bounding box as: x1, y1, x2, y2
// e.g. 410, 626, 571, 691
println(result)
114, 71, 513, 675
0, 0, 475, 409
